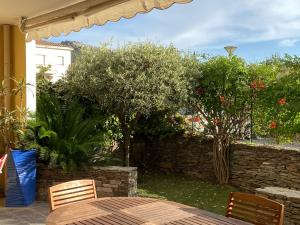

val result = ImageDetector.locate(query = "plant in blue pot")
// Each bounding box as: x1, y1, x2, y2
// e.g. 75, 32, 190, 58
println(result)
0, 79, 37, 207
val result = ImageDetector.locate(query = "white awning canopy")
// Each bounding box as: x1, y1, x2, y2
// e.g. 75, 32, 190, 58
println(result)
0, 0, 192, 41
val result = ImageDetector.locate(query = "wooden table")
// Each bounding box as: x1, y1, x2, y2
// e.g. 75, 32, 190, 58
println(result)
46, 197, 252, 225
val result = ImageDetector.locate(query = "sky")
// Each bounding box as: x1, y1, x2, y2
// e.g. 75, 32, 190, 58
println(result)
49, 0, 300, 62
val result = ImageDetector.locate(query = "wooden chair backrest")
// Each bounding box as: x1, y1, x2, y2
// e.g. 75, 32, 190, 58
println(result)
48, 179, 97, 211
226, 192, 284, 225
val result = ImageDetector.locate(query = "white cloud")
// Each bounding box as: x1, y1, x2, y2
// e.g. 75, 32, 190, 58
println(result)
53, 0, 300, 50
278, 39, 299, 47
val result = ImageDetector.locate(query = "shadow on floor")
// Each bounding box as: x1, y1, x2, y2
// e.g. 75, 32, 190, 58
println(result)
0, 200, 49, 225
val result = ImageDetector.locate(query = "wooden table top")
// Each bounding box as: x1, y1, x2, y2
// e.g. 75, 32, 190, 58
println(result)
46, 197, 252, 225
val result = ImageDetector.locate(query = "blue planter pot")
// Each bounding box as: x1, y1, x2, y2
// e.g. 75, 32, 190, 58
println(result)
5, 149, 36, 207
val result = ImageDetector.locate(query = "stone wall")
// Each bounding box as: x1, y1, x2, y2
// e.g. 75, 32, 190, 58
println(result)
230, 143, 300, 192
132, 136, 215, 181
37, 165, 137, 201
132, 137, 300, 191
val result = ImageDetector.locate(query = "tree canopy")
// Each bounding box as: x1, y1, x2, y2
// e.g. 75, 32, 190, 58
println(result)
66, 43, 188, 165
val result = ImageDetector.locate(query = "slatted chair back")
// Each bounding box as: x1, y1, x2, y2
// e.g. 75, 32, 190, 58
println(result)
226, 192, 284, 225
48, 179, 97, 211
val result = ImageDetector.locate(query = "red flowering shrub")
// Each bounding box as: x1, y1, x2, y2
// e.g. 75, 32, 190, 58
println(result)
254, 55, 300, 142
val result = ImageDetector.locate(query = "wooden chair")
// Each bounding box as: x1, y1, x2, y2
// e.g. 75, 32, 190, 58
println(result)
226, 192, 284, 225
48, 179, 97, 211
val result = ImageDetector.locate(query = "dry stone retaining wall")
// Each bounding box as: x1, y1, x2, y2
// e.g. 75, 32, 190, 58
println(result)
37, 165, 137, 201
230, 143, 300, 192
132, 136, 215, 181
132, 137, 300, 191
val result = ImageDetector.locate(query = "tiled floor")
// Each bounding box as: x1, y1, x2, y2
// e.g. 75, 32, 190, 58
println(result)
0, 199, 49, 225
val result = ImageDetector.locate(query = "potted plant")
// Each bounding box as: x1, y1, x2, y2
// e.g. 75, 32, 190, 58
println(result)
0, 79, 36, 207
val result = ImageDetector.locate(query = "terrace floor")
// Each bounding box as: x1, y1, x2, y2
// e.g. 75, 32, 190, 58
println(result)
0, 198, 49, 225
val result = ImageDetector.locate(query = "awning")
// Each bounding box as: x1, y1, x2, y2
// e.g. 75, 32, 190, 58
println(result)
12, 0, 191, 41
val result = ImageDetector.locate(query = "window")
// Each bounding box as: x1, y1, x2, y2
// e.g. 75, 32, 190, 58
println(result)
57, 56, 64, 65
36, 54, 46, 65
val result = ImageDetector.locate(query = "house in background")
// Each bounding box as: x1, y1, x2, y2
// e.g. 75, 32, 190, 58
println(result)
26, 40, 73, 111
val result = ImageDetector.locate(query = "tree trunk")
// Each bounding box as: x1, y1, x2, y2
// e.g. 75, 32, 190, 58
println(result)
212, 136, 230, 184
123, 129, 130, 167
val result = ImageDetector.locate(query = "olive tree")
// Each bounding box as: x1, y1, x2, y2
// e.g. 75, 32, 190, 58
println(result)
67, 43, 187, 166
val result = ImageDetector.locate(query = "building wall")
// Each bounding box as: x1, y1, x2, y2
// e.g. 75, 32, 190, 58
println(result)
26, 41, 72, 111
26, 41, 37, 112
35, 45, 72, 82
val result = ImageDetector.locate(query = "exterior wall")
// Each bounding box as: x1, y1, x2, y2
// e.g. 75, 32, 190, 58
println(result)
36, 165, 138, 201
35, 45, 72, 82
25, 41, 72, 111
26, 40, 37, 112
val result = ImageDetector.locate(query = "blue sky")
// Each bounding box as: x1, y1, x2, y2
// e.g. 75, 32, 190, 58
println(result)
50, 0, 300, 62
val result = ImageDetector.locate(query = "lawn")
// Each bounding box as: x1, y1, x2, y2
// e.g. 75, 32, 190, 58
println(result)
137, 173, 238, 215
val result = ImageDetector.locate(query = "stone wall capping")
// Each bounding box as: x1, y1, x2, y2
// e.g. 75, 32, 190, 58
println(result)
256, 187, 300, 225
37, 165, 137, 201
234, 141, 300, 152
93, 166, 138, 172
256, 187, 300, 199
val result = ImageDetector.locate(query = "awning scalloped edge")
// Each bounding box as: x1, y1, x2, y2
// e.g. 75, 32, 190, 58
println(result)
22, 0, 193, 41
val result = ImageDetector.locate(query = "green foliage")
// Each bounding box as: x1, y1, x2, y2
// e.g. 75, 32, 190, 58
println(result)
0, 78, 27, 152
67, 43, 187, 116
254, 55, 300, 142
135, 111, 186, 140
24, 93, 109, 171
66, 42, 188, 165
188, 55, 253, 138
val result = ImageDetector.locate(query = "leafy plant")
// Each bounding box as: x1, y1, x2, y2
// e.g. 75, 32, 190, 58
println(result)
24, 93, 109, 171
0, 78, 27, 152
254, 56, 300, 142
135, 111, 186, 140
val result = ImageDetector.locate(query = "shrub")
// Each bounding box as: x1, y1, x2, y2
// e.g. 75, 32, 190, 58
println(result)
23, 93, 110, 171
254, 55, 300, 142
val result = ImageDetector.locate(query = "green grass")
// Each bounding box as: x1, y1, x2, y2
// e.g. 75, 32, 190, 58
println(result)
137, 173, 238, 215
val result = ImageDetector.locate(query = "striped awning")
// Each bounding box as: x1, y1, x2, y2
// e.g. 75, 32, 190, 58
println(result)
19, 0, 192, 41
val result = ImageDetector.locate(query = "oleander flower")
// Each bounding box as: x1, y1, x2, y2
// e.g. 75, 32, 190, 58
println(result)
270, 120, 277, 129
277, 98, 286, 106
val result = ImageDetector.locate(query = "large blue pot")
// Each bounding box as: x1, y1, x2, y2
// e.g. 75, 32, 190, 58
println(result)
5, 149, 36, 207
